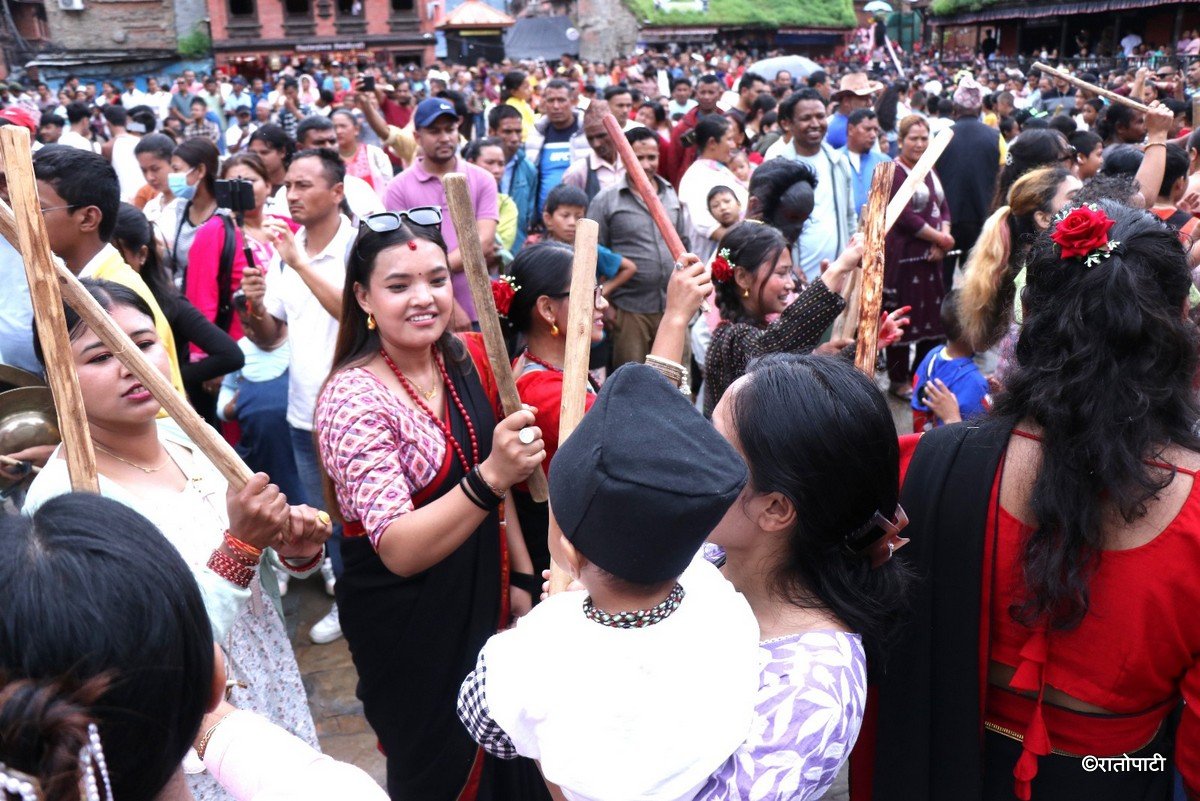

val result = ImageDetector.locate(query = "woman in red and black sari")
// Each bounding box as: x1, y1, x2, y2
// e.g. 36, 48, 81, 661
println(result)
315, 210, 548, 801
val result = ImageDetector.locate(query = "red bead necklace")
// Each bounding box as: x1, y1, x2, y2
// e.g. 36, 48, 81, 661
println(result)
380, 345, 479, 472
524, 350, 600, 391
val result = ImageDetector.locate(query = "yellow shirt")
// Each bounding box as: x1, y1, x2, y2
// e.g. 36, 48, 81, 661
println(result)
80, 244, 186, 395
506, 97, 537, 141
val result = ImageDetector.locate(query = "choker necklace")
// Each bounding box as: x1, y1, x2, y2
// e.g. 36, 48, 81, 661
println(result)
94, 442, 172, 474
582, 583, 685, 629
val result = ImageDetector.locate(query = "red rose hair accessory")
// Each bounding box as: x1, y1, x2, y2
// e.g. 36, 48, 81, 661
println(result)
491, 275, 521, 318
711, 248, 735, 284
1050, 203, 1120, 267
845, 505, 910, 568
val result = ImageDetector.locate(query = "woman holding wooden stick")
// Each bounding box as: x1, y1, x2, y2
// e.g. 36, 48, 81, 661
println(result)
22, 278, 330, 801
315, 211, 549, 801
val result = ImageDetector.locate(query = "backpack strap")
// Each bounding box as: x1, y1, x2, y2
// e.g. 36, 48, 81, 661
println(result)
214, 214, 237, 333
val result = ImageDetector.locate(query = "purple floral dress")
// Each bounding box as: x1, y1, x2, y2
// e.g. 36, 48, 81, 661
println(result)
695, 629, 866, 800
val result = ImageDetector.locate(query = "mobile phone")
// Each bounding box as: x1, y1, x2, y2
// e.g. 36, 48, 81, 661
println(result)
232, 290, 248, 312
362, 75, 376, 92
215, 178, 255, 214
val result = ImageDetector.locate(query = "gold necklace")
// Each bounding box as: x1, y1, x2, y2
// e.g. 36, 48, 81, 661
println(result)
94, 441, 172, 474
400, 357, 440, 401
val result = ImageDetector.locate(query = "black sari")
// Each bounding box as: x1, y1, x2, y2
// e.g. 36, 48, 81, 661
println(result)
336, 340, 549, 801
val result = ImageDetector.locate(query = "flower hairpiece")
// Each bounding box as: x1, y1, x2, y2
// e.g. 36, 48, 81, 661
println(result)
491, 275, 521, 318
1050, 203, 1120, 267
711, 248, 735, 284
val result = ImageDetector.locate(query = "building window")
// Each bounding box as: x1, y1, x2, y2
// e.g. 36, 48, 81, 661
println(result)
391, 0, 414, 11
285, 0, 309, 14
228, 0, 254, 15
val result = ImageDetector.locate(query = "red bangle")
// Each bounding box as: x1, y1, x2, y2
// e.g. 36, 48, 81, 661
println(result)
223, 530, 263, 563
208, 549, 255, 589
280, 548, 323, 574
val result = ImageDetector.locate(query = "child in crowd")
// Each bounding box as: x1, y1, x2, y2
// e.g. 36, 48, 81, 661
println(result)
727, 150, 753, 188
911, 290, 991, 431
542, 184, 637, 296
458, 364, 761, 801
706, 184, 743, 233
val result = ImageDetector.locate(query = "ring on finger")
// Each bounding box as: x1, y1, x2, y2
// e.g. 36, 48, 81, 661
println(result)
518, 427, 537, 445
316, 510, 331, 527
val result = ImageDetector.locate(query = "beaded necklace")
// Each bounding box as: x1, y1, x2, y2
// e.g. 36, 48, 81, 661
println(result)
523, 350, 600, 391
380, 345, 479, 472
582, 583, 685, 629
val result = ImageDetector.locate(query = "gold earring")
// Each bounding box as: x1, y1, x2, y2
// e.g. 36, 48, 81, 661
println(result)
367, 313, 376, 330
742, 288, 749, 298
551, 322, 560, 337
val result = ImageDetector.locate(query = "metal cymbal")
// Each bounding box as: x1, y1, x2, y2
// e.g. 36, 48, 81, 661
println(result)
0, 364, 44, 392
0, 387, 59, 457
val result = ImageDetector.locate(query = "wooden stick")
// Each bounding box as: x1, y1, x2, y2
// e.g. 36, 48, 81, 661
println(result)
854, 162, 896, 376
837, 269, 862, 342
442, 173, 550, 503
547, 219, 598, 595
1032, 62, 1152, 114
884, 127, 954, 234
0, 128, 98, 493
0, 453, 41, 475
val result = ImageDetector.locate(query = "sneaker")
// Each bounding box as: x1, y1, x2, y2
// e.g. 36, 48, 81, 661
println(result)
320, 557, 336, 597
273, 565, 290, 597
309, 603, 342, 644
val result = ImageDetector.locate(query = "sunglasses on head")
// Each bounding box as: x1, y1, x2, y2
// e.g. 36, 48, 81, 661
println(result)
362, 206, 442, 233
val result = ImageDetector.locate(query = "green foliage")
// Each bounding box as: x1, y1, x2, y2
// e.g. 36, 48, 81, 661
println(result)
930, 0, 1003, 14
177, 26, 212, 59
623, 0, 856, 29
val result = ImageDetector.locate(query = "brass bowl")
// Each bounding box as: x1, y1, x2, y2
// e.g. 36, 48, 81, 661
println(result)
0, 387, 59, 457
0, 364, 44, 393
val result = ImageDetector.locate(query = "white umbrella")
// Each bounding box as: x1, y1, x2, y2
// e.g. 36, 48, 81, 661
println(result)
747, 55, 820, 82
863, 0, 893, 12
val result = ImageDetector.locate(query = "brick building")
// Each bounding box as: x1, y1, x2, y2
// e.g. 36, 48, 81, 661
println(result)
208, 0, 436, 74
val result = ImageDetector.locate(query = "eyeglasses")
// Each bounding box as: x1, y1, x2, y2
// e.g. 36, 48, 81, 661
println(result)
549, 285, 604, 305
362, 207, 442, 233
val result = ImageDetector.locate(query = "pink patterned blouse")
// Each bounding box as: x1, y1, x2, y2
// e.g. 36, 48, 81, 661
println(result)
316, 366, 448, 550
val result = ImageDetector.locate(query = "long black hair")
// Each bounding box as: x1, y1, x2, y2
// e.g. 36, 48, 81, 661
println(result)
994, 201, 1200, 630
729, 354, 911, 666
714, 222, 789, 325
0, 493, 214, 801
499, 241, 574, 357
747, 158, 817, 243
113, 203, 175, 309
875, 79, 908, 133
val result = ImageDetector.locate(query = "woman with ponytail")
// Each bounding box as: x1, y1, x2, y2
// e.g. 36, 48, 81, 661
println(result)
871, 201, 1200, 801
958, 166, 1080, 353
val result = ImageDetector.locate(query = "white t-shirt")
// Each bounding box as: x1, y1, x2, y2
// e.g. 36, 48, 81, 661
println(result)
264, 215, 355, 431
483, 556, 761, 801
111, 133, 145, 202
225, 122, 258, 152
58, 129, 97, 153
1120, 33, 1143, 56
789, 146, 840, 282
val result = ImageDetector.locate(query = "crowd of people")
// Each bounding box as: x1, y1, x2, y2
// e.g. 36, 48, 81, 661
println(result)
0, 35, 1199, 801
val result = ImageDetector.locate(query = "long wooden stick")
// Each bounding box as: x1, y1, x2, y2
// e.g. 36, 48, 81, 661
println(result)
854, 162, 896, 375
602, 113, 685, 259
442, 173, 550, 503
0, 128, 98, 492
1032, 62, 1152, 114
884, 127, 954, 233
548, 219, 598, 595
0, 191, 256, 491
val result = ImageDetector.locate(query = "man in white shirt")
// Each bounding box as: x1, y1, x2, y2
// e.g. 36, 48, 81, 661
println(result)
1120, 32, 1143, 56
144, 77, 172, 121
240, 147, 353, 645
57, 101, 98, 153
224, 106, 257, 154
120, 77, 147, 109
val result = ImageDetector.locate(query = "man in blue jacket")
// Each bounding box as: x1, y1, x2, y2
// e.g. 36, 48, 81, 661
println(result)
489, 103, 537, 254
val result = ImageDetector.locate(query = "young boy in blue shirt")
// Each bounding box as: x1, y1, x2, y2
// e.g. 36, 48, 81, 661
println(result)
912, 290, 991, 431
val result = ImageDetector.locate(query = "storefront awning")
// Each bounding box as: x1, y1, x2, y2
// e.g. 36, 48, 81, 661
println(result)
931, 0, 1191, 25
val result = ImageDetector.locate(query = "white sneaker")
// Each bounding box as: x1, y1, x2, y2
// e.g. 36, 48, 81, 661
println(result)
274, 565, 290, 597
320, 557, 336, 597
309, 603, 342, 644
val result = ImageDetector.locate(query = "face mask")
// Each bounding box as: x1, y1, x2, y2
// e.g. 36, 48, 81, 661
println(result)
168, 170, 196, 200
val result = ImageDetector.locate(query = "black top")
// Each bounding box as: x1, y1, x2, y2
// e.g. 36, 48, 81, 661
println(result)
160, 292, 244, 385
938, 117, 1002, 226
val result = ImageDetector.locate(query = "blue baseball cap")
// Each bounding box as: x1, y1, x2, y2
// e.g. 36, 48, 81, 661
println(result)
414, 97, 458, 128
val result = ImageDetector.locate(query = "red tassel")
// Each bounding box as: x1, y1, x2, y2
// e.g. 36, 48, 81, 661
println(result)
1024, 707, 1050, 755
1019, 629, 1049, 662
1013, 747, 1040, 800
1010, 659, 1041, 692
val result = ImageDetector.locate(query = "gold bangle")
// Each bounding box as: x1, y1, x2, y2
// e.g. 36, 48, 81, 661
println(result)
1144, 141, 1167, 150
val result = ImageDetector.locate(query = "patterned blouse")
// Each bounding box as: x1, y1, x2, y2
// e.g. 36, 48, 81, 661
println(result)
316, 366, 447, 550
695, 630, 868, 801
703, 279, 847, 416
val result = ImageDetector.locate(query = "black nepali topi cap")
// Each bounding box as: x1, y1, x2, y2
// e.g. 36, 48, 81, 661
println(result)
549, 363, 749, 585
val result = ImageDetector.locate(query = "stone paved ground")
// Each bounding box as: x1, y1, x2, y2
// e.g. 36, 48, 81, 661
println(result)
281, 573, 386, 788
280, 383, 909, 792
